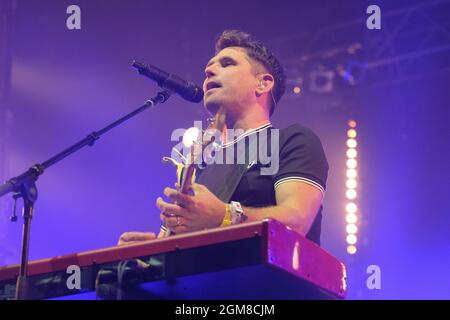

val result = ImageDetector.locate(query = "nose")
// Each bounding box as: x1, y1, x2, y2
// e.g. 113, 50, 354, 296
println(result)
204, 64, 217, 79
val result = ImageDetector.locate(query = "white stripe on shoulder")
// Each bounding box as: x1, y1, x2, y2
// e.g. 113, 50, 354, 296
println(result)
274, 176, 325, 194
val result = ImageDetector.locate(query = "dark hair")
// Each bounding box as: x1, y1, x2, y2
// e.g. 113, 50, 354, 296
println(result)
215, 30, 286, 116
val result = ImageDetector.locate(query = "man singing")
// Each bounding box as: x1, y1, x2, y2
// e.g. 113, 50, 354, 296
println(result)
118, 30, 328, 246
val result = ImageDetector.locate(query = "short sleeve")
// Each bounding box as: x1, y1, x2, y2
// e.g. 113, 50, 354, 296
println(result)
272, 124, 329, 194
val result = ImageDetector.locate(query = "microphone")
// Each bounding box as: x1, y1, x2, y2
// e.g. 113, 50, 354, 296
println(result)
132, 60, 204, 103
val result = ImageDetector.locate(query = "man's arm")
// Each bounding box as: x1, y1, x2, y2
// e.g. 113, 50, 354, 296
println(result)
241, 181, 323, 236
157, 181, 323, 237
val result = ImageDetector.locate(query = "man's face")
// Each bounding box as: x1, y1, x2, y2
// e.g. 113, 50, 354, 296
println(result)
203, 47, 260, 114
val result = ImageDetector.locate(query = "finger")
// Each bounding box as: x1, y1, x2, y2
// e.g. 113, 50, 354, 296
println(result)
157, 199, 184, 215
122, 232, 156, 242
163, 215, 185, 228
156, 197, 184, 215
168, 191, 193, 208
156, 196, 169, 210
163, 187, 178, 198
163, 187, 192, 206
160, 211, 176, 217
118, 232, 156, 246
160, 212, 175, 222
169, 225, 189, 234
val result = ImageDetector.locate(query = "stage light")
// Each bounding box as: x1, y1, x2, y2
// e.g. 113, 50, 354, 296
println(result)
346, 234, 357, 245
347, 129, 357, 138
347, 245, 357, 254
346, 213, 357, 224
346, 149, 357, 158
293, 86, 301, 94
346, 189, 357, 200
346, 159, 357, 169
347, 138, 357, 148
345, 119, 359, 255
346, 202, 357, 214
346, 178, 357, 189
346, 224, 358, 234
346, 169, 357, 179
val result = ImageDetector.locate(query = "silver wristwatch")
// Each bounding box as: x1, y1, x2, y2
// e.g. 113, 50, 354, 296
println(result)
230, 201, 245, 225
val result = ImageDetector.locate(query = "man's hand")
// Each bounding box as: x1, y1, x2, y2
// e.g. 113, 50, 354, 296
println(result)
156, 183, 226, 234
117, 232, 156, 246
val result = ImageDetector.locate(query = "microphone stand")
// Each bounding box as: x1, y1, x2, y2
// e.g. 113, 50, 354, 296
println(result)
0, 90, 171, 300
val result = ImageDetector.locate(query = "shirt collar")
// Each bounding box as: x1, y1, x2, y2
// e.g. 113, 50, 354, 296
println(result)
220, 122, 272, 148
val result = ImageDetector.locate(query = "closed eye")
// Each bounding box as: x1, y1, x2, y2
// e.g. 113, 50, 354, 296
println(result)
221, 58, 236, 67
204, 56, 237, 77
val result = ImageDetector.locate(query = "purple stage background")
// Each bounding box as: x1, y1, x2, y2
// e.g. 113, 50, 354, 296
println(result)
1, 0, 449, 299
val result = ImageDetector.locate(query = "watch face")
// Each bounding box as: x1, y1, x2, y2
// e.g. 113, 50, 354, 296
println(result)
230, 201, 244, 224
231, 201, 243, 212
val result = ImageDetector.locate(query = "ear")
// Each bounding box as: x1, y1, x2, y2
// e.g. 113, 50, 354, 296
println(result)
255, 73, 275, 96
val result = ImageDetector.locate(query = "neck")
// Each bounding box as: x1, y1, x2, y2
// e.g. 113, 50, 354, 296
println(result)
222, 104, 270, 131
233, 113, 270, 131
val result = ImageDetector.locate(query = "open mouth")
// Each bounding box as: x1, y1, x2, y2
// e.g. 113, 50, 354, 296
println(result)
206, 81, 221, 92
